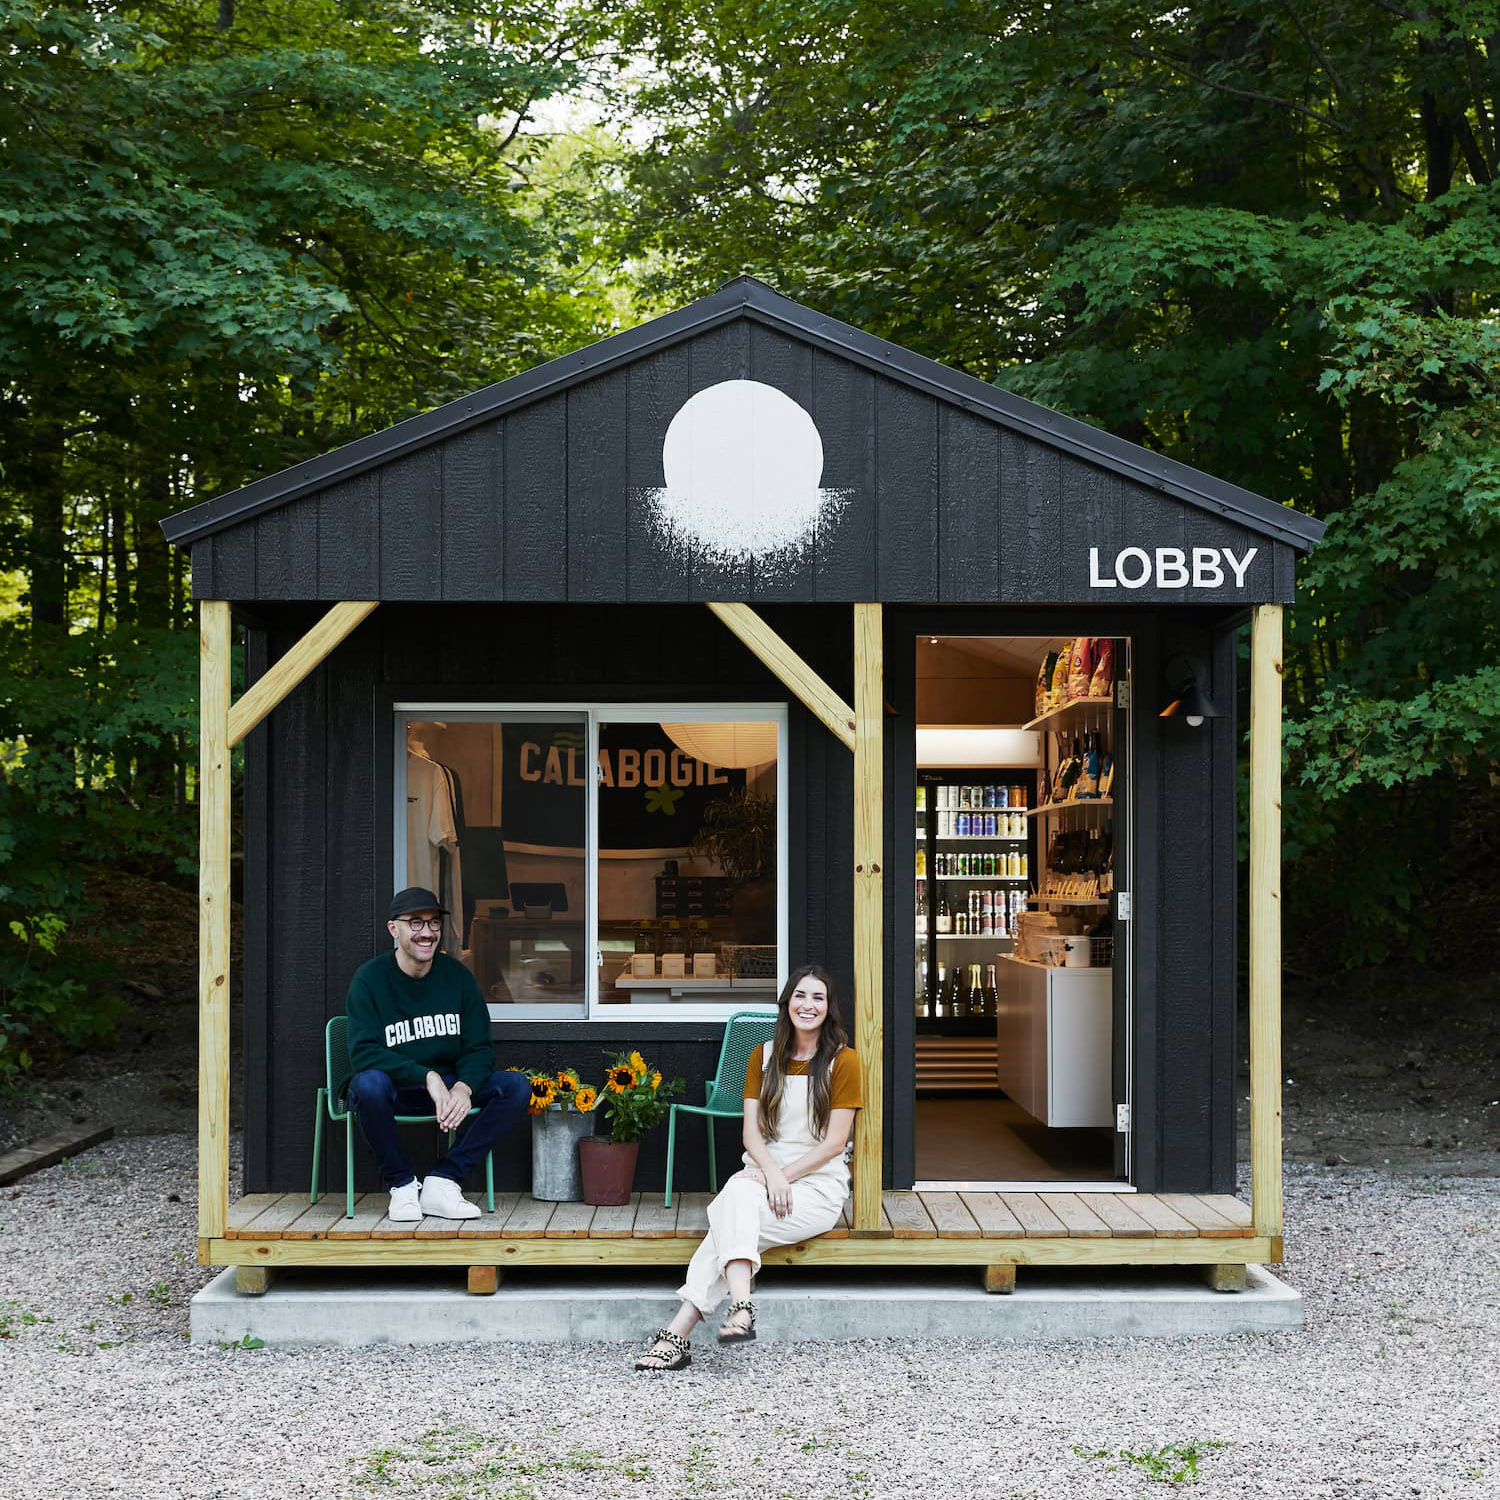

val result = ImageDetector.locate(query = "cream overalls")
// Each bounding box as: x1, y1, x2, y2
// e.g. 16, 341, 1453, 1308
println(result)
677, 1044, 852, 1315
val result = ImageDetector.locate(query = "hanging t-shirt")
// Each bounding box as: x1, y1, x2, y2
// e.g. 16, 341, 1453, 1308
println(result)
407, 753, 465, 954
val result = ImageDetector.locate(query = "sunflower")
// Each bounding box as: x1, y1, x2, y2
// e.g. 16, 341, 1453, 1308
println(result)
573, 1085, 598, 1112
627, 1050, 648, 1075
605, 1062, 638, 1093
528, 1075, 557, 1112
650, 1071, 662, 1093
556, 1068, 580, 1093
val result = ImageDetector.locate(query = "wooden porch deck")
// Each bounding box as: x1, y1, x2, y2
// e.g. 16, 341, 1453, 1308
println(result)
209, 1189, 1279, 1279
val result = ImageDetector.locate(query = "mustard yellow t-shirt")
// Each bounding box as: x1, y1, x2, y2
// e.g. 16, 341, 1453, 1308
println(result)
744, 1045, 862, 1111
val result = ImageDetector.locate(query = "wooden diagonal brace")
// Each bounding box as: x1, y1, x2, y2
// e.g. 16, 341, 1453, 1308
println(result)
228, 601, 378, 747
707, 603, 857, 752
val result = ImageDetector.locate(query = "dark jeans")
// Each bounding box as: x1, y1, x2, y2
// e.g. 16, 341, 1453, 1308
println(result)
347, 1068, 529, 1190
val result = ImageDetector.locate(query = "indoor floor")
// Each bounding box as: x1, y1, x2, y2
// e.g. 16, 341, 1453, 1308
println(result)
914, 1095, 1115, 1183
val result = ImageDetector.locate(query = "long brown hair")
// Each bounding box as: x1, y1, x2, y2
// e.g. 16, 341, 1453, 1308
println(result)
757, 965, 848, 1142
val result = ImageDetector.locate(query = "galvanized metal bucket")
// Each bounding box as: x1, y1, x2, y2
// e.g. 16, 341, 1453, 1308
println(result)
530, 1105, 595, 1201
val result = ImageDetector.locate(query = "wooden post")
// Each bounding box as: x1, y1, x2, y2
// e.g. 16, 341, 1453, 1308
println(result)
852, 604, 884, 1231
1249, 605, 1283, 1242
199, 600, 232, 1251
982, 1264, 1017, 1295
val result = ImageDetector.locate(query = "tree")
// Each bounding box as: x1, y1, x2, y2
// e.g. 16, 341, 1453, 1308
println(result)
0, 0, 630, 1091
611, 0, 1500, 963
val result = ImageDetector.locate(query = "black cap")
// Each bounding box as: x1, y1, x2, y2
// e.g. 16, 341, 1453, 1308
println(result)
388, 886, 448, 921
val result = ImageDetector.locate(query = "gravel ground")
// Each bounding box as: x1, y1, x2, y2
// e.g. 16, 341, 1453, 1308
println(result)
0, 1134, 1495, 1499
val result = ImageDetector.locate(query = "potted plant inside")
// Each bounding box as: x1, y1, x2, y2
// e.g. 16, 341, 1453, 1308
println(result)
579, 1050, 683, 1205
526, 1067, 598, 1201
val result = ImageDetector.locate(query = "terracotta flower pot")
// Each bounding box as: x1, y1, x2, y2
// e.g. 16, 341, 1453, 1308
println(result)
579, 1137, 640, 1206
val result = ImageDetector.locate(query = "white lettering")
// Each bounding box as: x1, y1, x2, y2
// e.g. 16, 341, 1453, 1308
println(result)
1115, 547, 1151, 589
1225, 546, 1258, 588
1156, 548, 1189, 588
385, 1023, 398, 1048
1089, 547, 1116, 588
1192, 548, 1224, 588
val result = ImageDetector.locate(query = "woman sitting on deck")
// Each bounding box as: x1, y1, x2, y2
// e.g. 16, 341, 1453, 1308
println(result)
634, 964, 862, 1370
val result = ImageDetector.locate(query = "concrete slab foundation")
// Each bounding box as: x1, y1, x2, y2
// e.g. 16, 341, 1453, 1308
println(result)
191, 1263, 1303, 1346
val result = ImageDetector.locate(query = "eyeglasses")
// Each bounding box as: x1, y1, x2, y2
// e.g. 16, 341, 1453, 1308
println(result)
400, 916, 442, 932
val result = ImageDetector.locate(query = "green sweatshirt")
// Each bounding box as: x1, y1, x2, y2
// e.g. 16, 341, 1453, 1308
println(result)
345, 951, 494, 1091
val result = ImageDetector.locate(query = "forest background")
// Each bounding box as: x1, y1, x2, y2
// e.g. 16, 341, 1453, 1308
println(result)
1, 0, 1497, 1097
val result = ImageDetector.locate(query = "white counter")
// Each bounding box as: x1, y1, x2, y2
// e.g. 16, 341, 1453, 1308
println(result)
994, 955, 1112, 1128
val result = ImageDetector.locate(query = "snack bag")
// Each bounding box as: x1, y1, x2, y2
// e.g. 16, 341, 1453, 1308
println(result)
1089, 637, 1116, 699
1036, 652, 1058, 717
1049, 642, 1072, 710
1066, 637, 1095, 700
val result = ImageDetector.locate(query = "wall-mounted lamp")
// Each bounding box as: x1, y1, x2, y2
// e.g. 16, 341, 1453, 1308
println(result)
1159, 654, 1221, 728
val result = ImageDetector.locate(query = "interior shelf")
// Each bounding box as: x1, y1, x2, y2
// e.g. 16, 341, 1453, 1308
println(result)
1023, 696, 1117, 732
1028, 798, 1113, 818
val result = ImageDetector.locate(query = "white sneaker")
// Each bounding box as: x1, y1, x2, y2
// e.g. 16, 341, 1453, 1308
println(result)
388, 1179, 424, 1222
419, 1175, 481, 1220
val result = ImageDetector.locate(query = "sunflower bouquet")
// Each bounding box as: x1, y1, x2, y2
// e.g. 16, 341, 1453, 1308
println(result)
596, 1049, 683, 1143
522, 1065, 598, 1116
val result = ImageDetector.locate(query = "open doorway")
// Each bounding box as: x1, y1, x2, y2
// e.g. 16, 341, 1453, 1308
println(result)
912, 634, 1127, 1188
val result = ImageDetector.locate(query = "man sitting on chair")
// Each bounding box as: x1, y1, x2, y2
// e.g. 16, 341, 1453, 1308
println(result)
346, 886, 529, 1221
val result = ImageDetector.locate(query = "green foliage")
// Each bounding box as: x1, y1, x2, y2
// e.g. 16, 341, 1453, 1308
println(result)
0, 0, 636, 1090
1075, 1439, 1230, 1484
612, 0, 1500, 966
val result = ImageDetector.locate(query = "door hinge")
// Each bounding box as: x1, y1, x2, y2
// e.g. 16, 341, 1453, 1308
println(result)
1116, 1103, 1131, 1133
595, 949, 603, 969
1116, 680, 1131, 709
1116, 891, 1131, 921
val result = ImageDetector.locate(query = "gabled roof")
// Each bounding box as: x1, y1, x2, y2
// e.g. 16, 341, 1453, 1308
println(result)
162, 276, 1322, 552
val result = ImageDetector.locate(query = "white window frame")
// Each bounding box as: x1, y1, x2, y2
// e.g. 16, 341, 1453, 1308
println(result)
394, 701, 787, 1022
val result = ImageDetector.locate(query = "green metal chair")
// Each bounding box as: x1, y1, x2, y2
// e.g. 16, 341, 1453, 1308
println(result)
663, 1009, 778, 1207
311, 1015, 496, 1218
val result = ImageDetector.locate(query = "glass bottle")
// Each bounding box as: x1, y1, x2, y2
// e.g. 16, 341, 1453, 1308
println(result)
966, 963, 985, 1018
936, 895, 951, 934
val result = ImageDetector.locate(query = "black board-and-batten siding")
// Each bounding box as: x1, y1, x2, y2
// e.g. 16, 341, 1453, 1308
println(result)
189, 325, 1300, 608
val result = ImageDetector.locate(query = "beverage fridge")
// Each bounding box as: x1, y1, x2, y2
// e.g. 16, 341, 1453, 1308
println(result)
914, 767, 1037, 1032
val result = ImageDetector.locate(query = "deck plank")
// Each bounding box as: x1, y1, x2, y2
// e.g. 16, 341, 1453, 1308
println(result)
918, 1191, 982, 1239
588, 1194, 642, 1238
281, 1197, 355, 1240
999, 1193, 1068, 1237
1194, 1194, 1253, 1229
1077, 1194, 1155, 1238
458, 1192, 523, 1238
543, 1201, 598, 1238
674, 1192, 712, 1236
225, 1194, 286, 1238
1038, 1193, 1111, 1238
1122, 1195, 1198, 1238
957, 1192, 1025, 1239
239, 1194, 317, 1239
369, 1211, 420, 1239
822, 1200, 852, 1241
882, 1191, 937, 1239
1156, 1194, 1242, 1238
632, 1196, 682, 1238
324, 1195, 388, 1239
499, 1197, 557, 1238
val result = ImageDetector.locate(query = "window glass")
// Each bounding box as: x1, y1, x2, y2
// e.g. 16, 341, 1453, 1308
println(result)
596, 719, 779, 1010
404, 715, 587, 1015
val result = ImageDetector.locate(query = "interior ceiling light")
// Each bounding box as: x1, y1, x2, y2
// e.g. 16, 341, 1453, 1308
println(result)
662, 721, 778, 769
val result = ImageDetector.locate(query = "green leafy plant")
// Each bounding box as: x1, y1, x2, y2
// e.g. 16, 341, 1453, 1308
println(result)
690, 789, 775, 883
596, 1050, 684, 1143
1075, 1440, 1229, 1484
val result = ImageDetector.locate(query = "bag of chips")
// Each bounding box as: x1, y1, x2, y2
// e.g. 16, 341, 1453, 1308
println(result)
1036, 652, 1058, 717
1049, 643, 1072, 711
1066, 637, 1095, 700
1089, 638, 1116, 699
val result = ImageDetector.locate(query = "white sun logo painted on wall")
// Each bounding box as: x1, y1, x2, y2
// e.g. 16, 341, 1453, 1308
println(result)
638, 380, 850, 561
